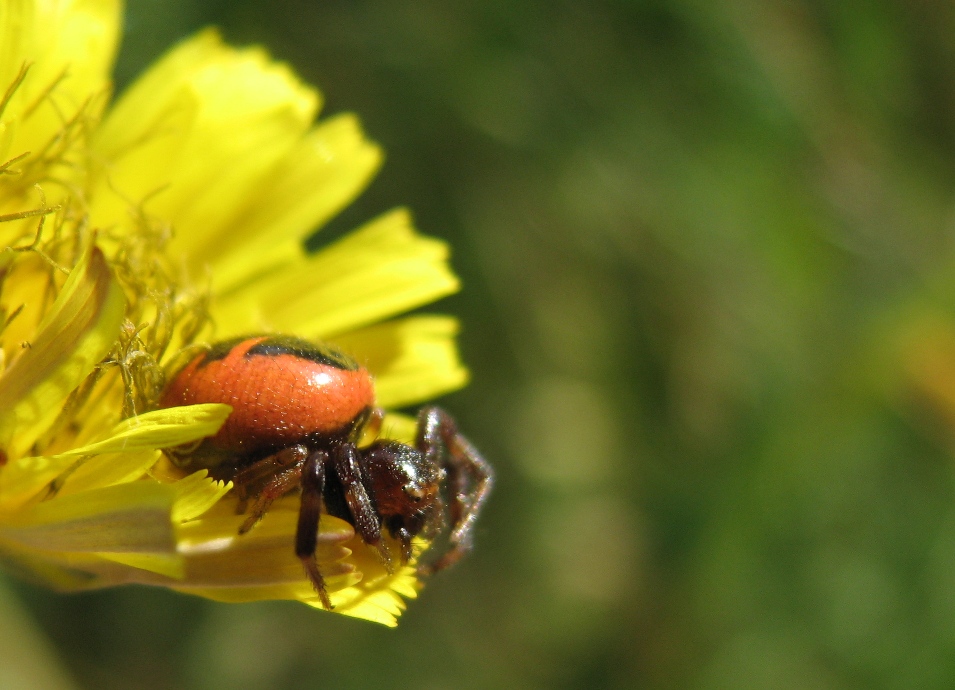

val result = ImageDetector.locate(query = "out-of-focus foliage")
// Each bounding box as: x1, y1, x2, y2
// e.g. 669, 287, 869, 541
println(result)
8, 0, 955, 688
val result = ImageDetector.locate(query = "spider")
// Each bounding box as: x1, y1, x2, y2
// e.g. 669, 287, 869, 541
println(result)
160, 334, 493, 609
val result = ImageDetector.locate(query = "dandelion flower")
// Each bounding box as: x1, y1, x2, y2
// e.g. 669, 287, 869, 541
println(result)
0, 0, 467, 626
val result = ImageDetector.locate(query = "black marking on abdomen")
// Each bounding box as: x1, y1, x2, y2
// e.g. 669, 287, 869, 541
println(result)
198, 335, 358, 370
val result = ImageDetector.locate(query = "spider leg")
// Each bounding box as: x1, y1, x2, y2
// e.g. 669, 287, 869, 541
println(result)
238, 464, 305, 534
332, 443, 393, 571
230, 445, 309, 528
232, 445, 308, 488
391, 525, 415, 562
415, 406, 494, 575
296, 449, 333, 610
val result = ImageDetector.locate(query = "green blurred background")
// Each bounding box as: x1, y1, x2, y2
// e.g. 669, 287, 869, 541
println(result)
11, 0, 955, 688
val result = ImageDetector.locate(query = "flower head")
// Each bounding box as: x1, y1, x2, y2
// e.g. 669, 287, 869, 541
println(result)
0, 0, 466, 626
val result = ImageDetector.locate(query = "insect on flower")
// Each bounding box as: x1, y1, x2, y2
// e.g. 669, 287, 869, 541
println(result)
159, 335, 493, 609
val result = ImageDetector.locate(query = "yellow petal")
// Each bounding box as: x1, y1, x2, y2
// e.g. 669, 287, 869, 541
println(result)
174, 576, 361, 606
0, 481, 176, 554
171, 470, 232, 523
54, 449, 160, 497
95, 551, 183, 579
0, 252, 57, 354
0, 454, 77, 511
319, 563, 419, 628
0, 405, 229, 508
0, 0, 120, 161
0, 544, 101, 589
214, 209, 460, 339
0, 244, 125, 458
50, 403, 232, 458
203, 114, 383, 294
176, 498, 353, 558
332, 315, 469, 408
310, 534, 424, 627
168, 500, 357, 594
55, 498, 361, 600
1, 541, 185, 586
90, 29, 320, 258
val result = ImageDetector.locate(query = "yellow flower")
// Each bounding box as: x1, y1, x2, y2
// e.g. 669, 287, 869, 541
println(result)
0, 0, 466, 626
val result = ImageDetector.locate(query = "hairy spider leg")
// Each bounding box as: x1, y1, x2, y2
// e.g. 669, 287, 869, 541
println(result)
415, 406, 494, 575
297, 449, 333, 610
230, 445, 309, 527
332, 443, 393, 570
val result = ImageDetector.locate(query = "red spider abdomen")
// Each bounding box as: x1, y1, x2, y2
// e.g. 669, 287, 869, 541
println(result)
160, 335, 375, 455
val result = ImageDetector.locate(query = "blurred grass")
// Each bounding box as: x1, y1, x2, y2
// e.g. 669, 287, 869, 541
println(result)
10, 0, 955, 688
